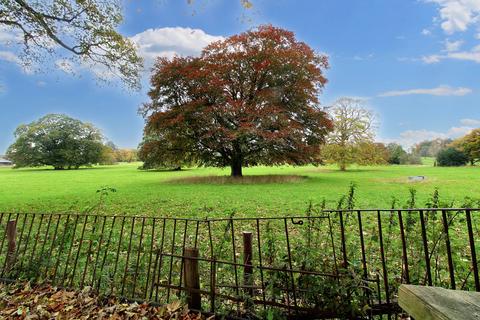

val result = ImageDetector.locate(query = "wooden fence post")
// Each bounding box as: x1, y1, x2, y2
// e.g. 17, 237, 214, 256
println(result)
243, 232, 253, 296
184, 247, 201, 310
6, 220, 17, 271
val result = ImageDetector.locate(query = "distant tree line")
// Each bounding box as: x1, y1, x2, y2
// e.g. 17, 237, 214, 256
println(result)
410, 129, 480, 167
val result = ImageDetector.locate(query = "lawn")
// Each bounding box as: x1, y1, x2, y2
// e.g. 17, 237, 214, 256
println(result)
1, 161, 479, 217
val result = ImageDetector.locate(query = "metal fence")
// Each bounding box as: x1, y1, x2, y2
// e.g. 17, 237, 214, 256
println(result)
0, 209, 479, 319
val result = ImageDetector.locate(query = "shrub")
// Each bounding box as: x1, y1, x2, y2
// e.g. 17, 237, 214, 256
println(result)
436, 147, 468, 166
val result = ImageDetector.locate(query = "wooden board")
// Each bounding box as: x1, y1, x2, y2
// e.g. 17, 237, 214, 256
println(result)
398, 284, 480, 320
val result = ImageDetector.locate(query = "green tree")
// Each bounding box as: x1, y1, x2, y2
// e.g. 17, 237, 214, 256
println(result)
386, 143, 407, 164
451, 128, 480, 165
436, 147, 469, 167
6, 114, 104, 169
323, 97, 376, 171
0, 0, 142, 89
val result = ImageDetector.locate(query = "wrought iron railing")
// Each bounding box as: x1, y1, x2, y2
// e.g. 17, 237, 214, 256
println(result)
0, 209, 479, 319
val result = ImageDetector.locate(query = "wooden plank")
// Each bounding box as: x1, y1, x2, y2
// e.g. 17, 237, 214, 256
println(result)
399, 284, 480, 320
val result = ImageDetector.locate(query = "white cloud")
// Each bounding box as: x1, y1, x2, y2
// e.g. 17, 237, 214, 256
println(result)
426, 0, 480, 34
383, 125, 474, 149
0, 51, 21, 65
422, 28, 432, 35
460, 118, 480, 126
422, 54, 443, 63
444, 39, 464, 51
378, 85, 472, 97
130, 27, 224, 68
0, 26, 22, 44
423, 44, 480, 63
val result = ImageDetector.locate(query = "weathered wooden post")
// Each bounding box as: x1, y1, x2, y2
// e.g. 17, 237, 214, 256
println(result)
6, 220, 17, 271
184, 247, 201, 310
243, 232, 253, 296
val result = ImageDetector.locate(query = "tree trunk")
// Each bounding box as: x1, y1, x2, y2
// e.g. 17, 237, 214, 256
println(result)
339, 161, 347, 171
230, 157, 243, 177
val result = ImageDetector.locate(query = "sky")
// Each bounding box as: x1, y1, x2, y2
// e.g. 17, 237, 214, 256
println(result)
1, 0, 480, 153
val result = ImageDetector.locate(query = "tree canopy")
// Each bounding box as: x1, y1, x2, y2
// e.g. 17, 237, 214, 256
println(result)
6, 114, 105, 169
141, 25, 333, 176
0, 0, 142, 90
451, 128, 480, 165
322, 98, 377, 170
436, 147, 469, 167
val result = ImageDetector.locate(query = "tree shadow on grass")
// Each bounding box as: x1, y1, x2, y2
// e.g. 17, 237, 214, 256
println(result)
8, 166, 113, 172
167, 175, 308, 185
138, 168, 194, 173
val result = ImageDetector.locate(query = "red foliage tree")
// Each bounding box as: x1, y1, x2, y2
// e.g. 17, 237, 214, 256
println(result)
141, 25, 333, 177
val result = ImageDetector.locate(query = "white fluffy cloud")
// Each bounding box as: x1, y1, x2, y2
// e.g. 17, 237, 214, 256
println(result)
378, 85, 472, 97
444, 39, 464, 51
427, 0, 480, 34
130, 27, 224, 68
422, 1, 480, 64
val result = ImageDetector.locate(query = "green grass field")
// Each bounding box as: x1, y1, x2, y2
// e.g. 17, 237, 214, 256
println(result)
1, 160, 479, 217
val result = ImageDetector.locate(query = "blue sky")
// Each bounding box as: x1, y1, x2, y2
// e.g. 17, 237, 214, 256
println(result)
1, 0, 480, 153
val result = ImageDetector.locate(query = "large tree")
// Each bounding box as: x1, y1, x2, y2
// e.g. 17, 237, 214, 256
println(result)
451, 128, 480, 165
141, 25, 333, 177
0, 0, 142, 89
6, 114, 104, 169
322, 98, 376, 171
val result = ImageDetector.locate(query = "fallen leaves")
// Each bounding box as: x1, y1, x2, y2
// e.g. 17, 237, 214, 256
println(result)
0, 282, 208, 320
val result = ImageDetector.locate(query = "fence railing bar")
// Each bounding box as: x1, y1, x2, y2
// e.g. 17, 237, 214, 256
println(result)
97, 216, 116, 292
132, 216, 145, 298
466, 209, 480, 291
0, 213, 12, 271
61, 214, 79, 286
145, 217, 156, 300
441, 209, 455, 289
52, 215, 70, 284
255, 219, 267, 311
111, 216, 126, 295
11, 213, 28, 271
419, 210, 432, 286
30, 213, 51, 280
207, 221, 213, 258
357, 210, 371, 305
166, 219, 177, 302
19, 213, 35, 271
194, 221, 200, 249
284, 218, 299, 313
121, 217, 135, 296
377, 210, 390, 305
80, 215, 98, 288
91, 215, 107, 287
210, 256, 216, 313
229, 218, 240, 305
44, 214, 61, 279
70, 215, 88, 287
339, 211, 348, 267
152, 218, 166, 301
397, 210, 410, 284
178, 220, 189, 297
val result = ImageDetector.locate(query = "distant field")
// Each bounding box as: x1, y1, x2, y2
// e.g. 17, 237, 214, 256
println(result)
0, 161, 479, 217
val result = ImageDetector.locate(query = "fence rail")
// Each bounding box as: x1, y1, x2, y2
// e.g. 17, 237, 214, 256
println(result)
0, 208, 479, 319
